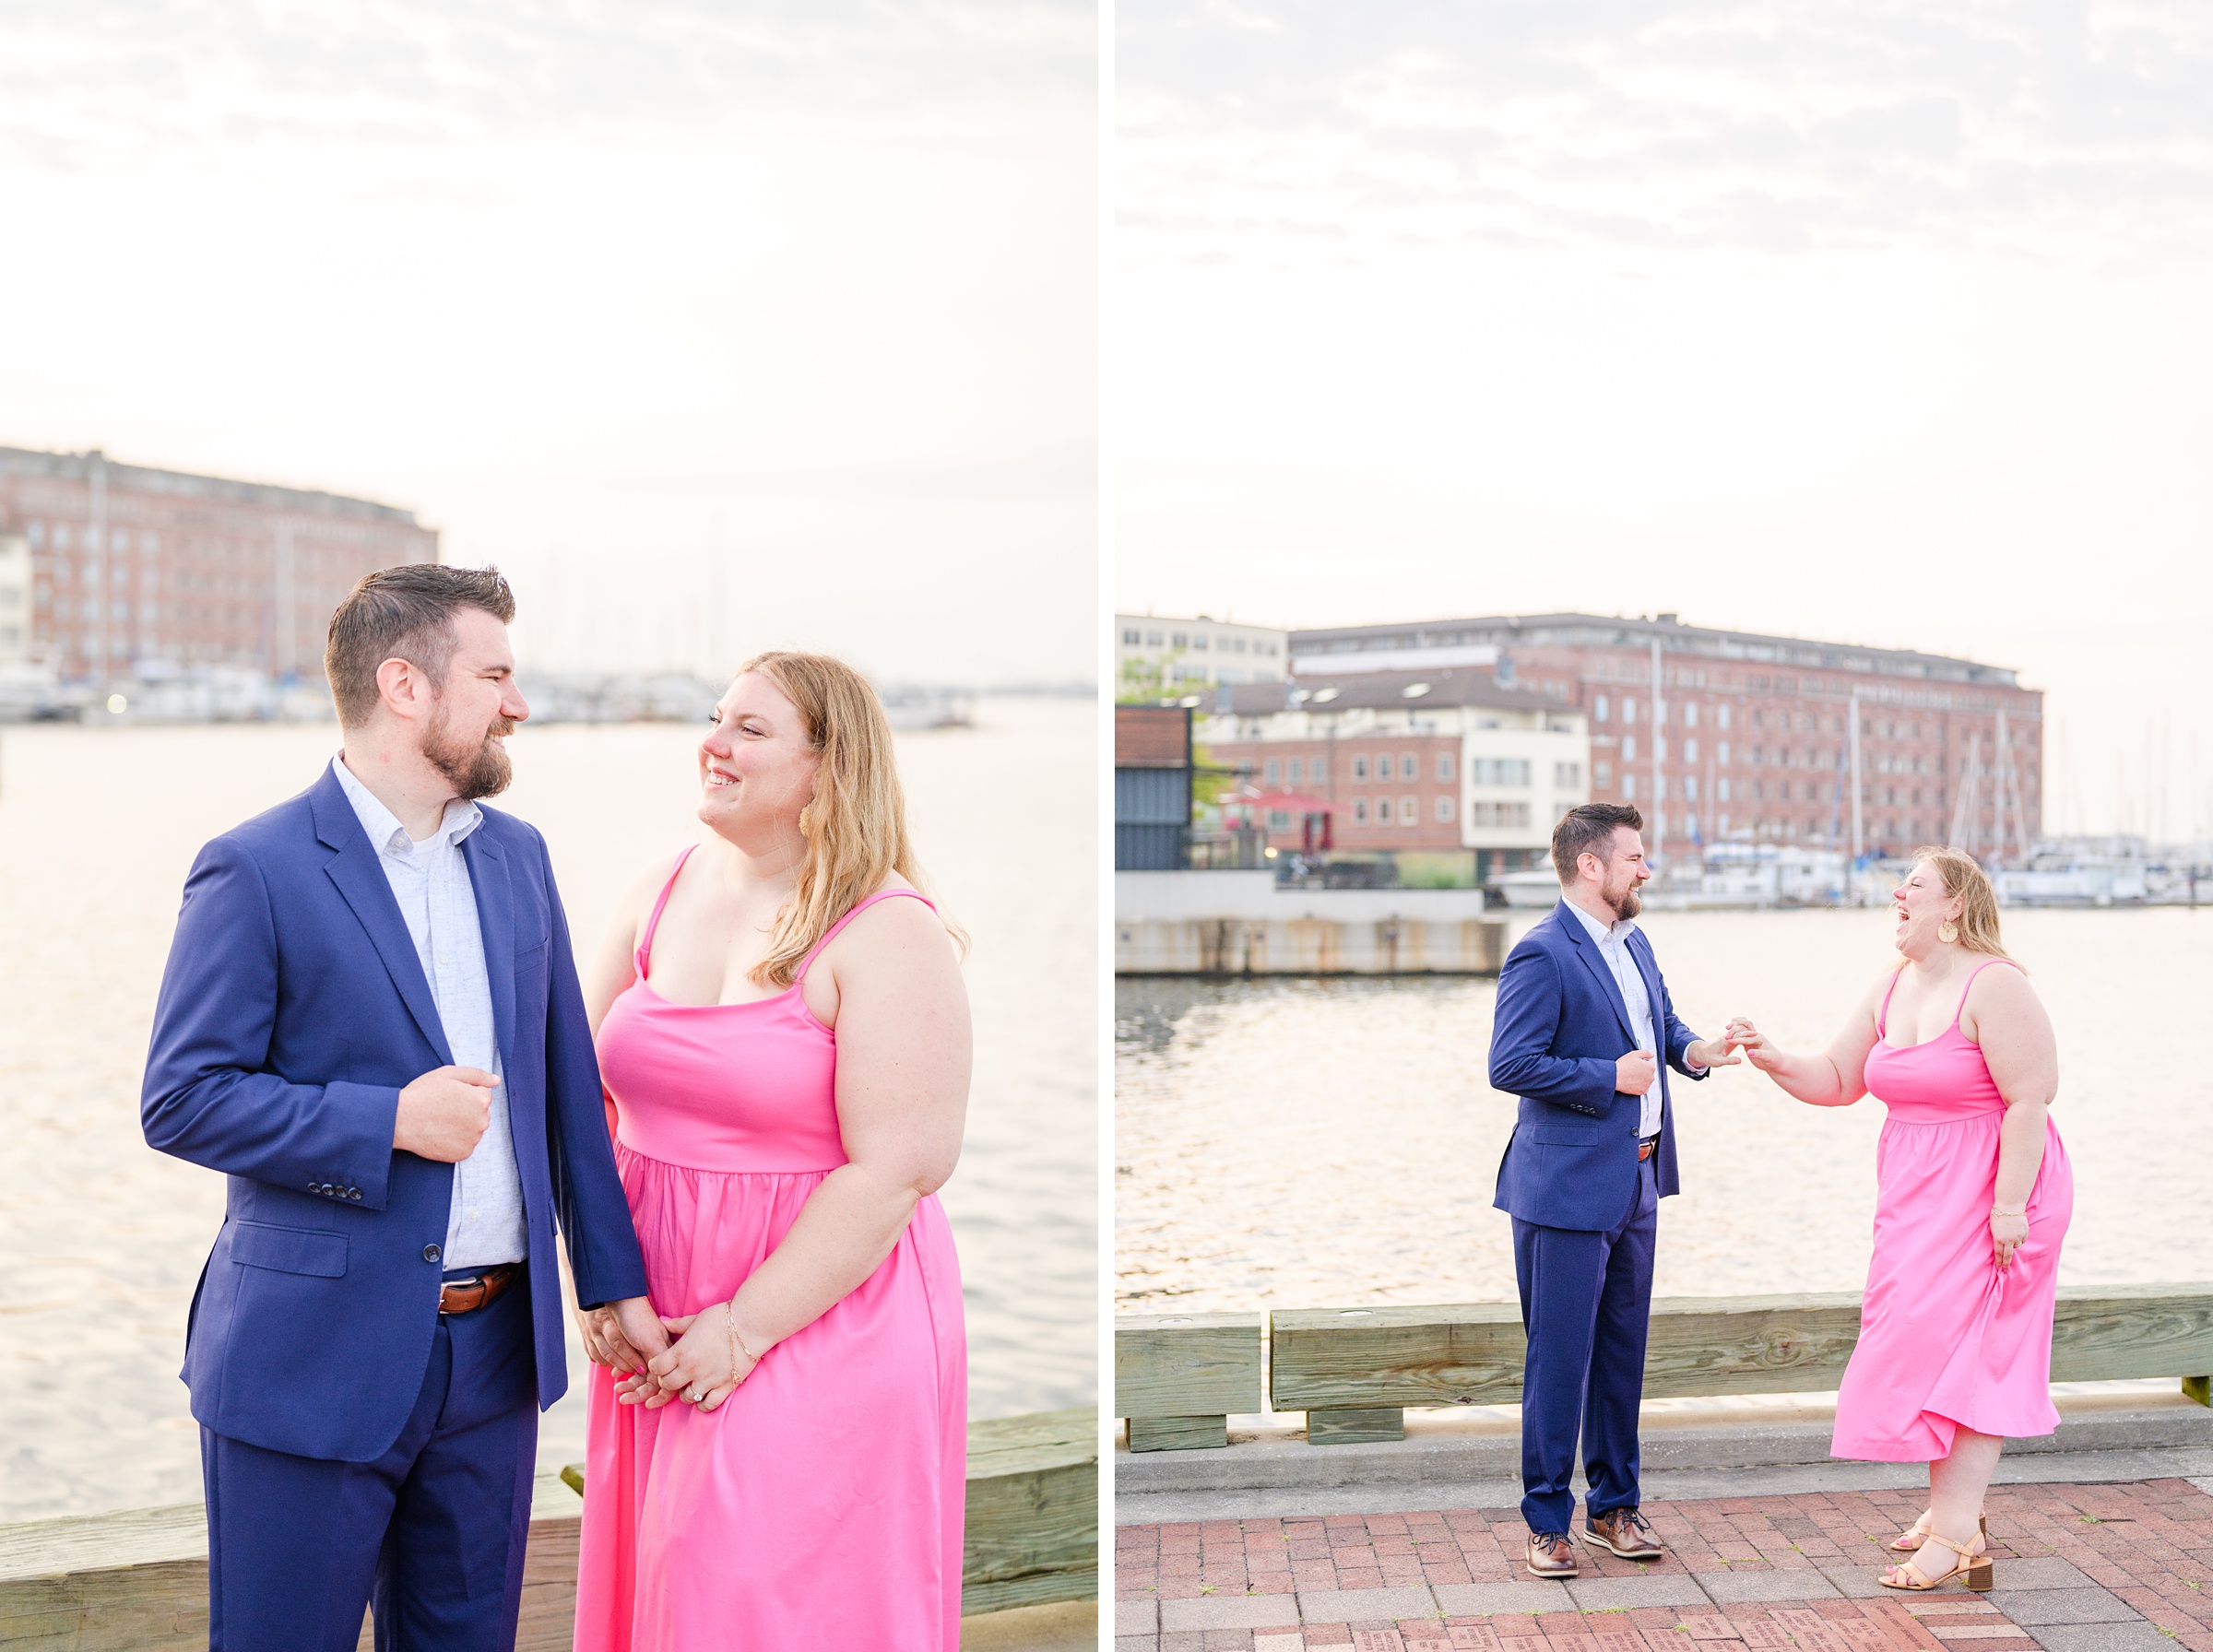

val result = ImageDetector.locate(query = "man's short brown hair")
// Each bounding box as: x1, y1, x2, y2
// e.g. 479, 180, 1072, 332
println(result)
325, 564, 515, 727
1551, 801, 1645, 882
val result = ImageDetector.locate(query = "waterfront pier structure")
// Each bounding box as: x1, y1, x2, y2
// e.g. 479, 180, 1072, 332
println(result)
0, 446, 436, 685
1287, 613, 2045, 867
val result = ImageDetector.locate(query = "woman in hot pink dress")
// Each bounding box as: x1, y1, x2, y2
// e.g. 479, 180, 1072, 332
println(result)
566, 652, 971, 1649
1730, 847, 2067, 1594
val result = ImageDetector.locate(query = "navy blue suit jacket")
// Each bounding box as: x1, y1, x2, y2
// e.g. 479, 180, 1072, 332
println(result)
1488, 899, 1708, 1232
142, 764, 649, 1463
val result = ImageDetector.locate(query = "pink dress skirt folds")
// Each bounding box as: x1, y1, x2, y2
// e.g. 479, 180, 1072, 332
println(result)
1831, 959, 2072, 1463
574, 848, 966, 1650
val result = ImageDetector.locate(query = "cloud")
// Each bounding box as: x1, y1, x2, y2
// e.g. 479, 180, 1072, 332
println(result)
1118, 0, 2213, 259
1, 0, 1093, 167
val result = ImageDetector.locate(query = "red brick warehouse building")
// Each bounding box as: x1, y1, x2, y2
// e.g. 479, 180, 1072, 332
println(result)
0, 446, 438, 683
1288, 612, 2043, 863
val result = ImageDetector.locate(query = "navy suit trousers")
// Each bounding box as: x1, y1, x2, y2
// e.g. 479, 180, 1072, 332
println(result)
201, 1271, 538, 1652
1511, 1152, 1659, 1534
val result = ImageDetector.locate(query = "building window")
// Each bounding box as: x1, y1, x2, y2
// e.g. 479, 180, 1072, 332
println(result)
1352, 756, 1368, 781
1622, 737, 1637, 762
1233, 638, 1247, 653
1684, 776, 1698, 802
54, 525, 71, 550
1284, 758, 1301, 785
1400, 794, 1416, 820
1192, 633, 1209, 650
1624, 773, 1637, 799
1312, 758, 1327, 784
1354, 798, 1369, 824
1400, 754, 1417, 780
1623, 698, 1638, 725
1686, 812, 1699, 839
1594, 695, 1609, 723
1264, 760, 1280, 785
1684, 738, 1698, 763
1717, 741, 1730, 765
1595, 761, 1612, 786
26, 523, 42, 548
1373, 796, 1391, 824
1718, 705, 1731, 730
1718, 777, 1731, 802
1436, 752, 1454, 782
1266, 809, 1290, 830
1436, 795, 1455, 821
1555, 761, 1581, 787
1685, 702, 1699, 728
1171, 631, 1188, 647
1122, 629, 1140, 644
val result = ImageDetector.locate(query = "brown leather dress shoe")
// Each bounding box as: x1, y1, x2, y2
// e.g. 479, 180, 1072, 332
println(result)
1526, 1530, 1580, 1578
1580, 1507, 1665, 1561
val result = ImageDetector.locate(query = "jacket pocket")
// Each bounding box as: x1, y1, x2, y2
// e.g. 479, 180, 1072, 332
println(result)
229, 1221, 349, 1278
1528, 1126, 1602, 1146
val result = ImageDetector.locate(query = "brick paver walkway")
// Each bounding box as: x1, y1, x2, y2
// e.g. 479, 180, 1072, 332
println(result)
1117, 1479, 2213, 1652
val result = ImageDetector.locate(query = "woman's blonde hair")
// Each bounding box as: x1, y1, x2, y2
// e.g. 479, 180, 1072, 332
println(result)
1909, 845, 2011, 961
740, 650, 964, 986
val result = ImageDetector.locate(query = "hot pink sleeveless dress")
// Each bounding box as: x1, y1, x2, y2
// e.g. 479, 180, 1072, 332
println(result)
573, 848, 967, 1650
1831, 958, 2072, 1462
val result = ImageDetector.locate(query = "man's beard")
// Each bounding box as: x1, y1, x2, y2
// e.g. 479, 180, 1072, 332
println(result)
1605, 880, 1642, 922
424, 704, 515, 800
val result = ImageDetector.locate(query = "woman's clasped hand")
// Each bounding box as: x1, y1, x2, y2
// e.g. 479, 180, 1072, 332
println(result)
602, 1302, 764, 1412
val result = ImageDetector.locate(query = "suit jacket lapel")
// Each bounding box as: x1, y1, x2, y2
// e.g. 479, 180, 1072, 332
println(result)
464, 829, 515, 1076
311, 768, 455, 1067
1557, 899, 1635, 1044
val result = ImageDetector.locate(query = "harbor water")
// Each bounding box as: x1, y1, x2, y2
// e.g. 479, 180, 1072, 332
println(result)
1118, 905, 2207, 1314
0, 697, 1095, 1520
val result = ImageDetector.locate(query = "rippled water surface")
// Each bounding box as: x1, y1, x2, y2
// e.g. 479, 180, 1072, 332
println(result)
1118, 907, 2206, 1315
0, 699, 1095, 1519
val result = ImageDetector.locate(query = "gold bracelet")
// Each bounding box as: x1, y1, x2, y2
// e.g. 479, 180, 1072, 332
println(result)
726, 1302, 760, 1383
1992, 1204, 2026, 1218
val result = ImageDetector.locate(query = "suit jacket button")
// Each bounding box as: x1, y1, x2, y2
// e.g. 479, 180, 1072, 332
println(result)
423, 1244, 443, 1263
349, 1188, 361, 1200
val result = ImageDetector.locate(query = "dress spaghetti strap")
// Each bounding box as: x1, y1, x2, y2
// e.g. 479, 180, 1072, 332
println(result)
793, 888, 937, 983
1876, 967, 1905, 1038
635, 844, 699, 978
1952, 956, 2022, 1027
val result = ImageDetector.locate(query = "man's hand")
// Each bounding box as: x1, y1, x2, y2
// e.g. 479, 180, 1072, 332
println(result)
576, 1296, 672, 1375
1685, 1034, 1744, 1070
394, 1066, 496, 1162
1615, 1049, 1658, 1095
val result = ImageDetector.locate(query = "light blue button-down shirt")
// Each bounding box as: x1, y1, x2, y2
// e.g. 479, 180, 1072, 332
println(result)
332, 756, 527, 1270
1565, 899, 1669, 1139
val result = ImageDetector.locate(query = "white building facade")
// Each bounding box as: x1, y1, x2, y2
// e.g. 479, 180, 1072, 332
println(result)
1117, 611, 1288, 688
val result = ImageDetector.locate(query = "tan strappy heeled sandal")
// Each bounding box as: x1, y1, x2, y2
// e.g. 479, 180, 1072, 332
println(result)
1879, 1529, 1993, 1593
1890, 1511, 1988, 1552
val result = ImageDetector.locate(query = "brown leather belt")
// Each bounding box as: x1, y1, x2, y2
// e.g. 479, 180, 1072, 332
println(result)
439, 1263, 520, 1316
1637, 1138, 1659, 1162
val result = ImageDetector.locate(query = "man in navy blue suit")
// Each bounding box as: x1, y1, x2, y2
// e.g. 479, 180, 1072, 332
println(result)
143, 566, 666, 1650
1488, 802, 1739, 1579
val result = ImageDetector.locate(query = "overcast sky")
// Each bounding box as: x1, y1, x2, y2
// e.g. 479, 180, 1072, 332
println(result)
1115, 0, 2213, 841
1, 0, 1095, 686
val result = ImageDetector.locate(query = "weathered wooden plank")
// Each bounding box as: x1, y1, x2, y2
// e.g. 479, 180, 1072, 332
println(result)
1126, 1416, 1228, 1452
961, 1409, 1097, 1618
1272, 1287, 2213, 1422
1115, 1313, 1265, 1419
0, 1474, 579, 1652
1307, 1408, 1404, 1445
0, 1409, 1099, 1648
2048, 1286, 2213, 1384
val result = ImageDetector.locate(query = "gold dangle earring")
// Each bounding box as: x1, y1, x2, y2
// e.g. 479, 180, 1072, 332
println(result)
1938, 916, 1959, 944
797, 800, 816, 837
